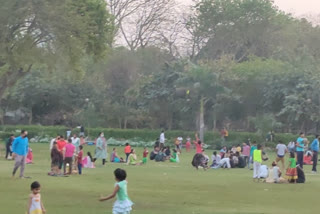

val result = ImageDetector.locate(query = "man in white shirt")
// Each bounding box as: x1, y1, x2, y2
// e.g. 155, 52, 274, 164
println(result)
276, 140, 288, 171
71, 134, 80, 153
159, 130, 165, 149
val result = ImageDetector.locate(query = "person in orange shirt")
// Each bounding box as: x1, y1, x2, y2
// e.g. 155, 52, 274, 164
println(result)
124, 143, 131, 163
56, 136, 67, 172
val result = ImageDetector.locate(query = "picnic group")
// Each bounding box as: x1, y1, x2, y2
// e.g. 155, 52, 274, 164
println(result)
2, 128, 318, 214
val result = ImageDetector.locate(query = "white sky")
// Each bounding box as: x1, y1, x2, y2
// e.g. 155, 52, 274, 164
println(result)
178, 0, 320, 15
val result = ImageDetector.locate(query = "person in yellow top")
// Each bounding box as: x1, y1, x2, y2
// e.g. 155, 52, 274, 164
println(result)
253, 145, 263, 182
236, 144, 242, 154
28, 181, 46, 214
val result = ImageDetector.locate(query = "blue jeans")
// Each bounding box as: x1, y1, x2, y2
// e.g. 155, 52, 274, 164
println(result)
78, 163, 82, 175
296, 151, 304, 169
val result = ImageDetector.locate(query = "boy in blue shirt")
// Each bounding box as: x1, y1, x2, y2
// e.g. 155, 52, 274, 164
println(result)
311, 135, 319, 173
12, 130, 29, 178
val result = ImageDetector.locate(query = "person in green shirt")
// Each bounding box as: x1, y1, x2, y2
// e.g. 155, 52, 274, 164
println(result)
253, 144, 263, 182
248, 141, 257, 169
286, 152, 298, 183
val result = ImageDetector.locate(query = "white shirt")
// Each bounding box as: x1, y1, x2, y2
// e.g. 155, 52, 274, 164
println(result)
50, 138, 55, 150
272, 166, 280, 181
259, 165, 268, 178
219, 158, 231, 168
160, 133, 165, 144
71, 137, 80, 145
276, 144, 287, 156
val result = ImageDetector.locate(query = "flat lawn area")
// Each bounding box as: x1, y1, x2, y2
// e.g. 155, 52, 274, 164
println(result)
0, 143, 319, 214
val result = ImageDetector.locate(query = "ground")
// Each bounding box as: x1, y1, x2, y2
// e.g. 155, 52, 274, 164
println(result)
0, 143, 319, 214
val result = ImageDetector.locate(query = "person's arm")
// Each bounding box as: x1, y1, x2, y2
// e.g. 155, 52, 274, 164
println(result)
296, 141, 303, 148
100, 185, 119, 201
41, 197, 46, 214
27, 195, 32, 214
63, 147, 66, 160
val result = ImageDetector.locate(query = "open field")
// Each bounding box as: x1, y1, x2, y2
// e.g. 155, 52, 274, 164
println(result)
0, 143, 319, 214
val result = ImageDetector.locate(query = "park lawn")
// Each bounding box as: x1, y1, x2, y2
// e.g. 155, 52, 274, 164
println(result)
0, 143, 319, 214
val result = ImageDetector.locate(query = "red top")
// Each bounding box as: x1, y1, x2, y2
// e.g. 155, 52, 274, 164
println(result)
78, 150, 83, 164
194, 142, 202, 154
57, 140, 67, 152
124, 145, 131, 153
143, 150, 149, 158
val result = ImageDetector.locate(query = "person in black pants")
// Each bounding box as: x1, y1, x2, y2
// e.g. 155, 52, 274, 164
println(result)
311, 135, 319, 173
5, 134, 14, 159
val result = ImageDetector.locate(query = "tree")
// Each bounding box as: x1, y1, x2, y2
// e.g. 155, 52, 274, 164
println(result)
0, 0, 114, 101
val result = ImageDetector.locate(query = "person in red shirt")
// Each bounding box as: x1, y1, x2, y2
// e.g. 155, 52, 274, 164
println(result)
56, 136, 67, 171
77, 145, 83, 175
142, 147, 149, 164
185, 137, 191, 152
124, 143, 131, 162
63, 139, 75, 175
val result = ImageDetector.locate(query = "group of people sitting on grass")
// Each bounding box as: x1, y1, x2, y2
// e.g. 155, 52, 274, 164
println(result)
149, 145, 180, 163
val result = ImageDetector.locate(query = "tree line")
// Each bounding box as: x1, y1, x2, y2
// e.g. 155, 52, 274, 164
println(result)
1, 0, 320, 134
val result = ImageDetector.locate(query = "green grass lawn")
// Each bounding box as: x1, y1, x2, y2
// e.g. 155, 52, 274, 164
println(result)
0, 143, 319, 214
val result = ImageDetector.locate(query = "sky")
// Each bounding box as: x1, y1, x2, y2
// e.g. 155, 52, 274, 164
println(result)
178, 0, 320, 15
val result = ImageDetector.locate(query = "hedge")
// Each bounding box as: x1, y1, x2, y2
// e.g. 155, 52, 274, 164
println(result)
0, 125, 304, 149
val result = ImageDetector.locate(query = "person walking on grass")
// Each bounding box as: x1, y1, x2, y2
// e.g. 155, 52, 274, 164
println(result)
12, 130, 30, 179
94, 132, 107, 166
311, 135, 319, 173
159, 130, 165, 149
5, 134, 14, 159
100, 168, 133, 214
248, 141, 257, 169
276, 140, 288, 172
296, 132, 305, 169
253, 144, 263, 182
242, 143, 250, 167
28, 181, 46, 214
77, 145, 84, 175
63, 139, 75, 175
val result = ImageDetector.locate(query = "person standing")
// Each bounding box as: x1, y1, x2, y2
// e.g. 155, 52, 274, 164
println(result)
242, 143, 250, 168
12, 130, 29, 178
248, 141, 257, 169
71, 134, 80, 153
50, 135, 60, 150
63, 139, 75, 175
253, 144, 263, 182
159, 130, 165, 149
5, 134, 14, 159
275, 140, 288, 172
296, 132, 305, 168
311, 135, 319, 173
94, 132, 107, 165
80, 125, 85, 137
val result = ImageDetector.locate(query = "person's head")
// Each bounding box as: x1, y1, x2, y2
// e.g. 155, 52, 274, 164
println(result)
290, 152, 295, 158
60, 135, 64, 140
278, 140, 283, 145
125, 143, 129, 146
242, 142, 246, 146
315, 134, 319, 139
73, 134, 77, 138
202, 149, 205, 153
272, 161, 277, 167
144, 147, 147, 151
300, 132, 305, 138
161, 130, 164, 133
167, 146, 170, 149
53, 142, 57, 149
223, 146, 226, 150
68, 138, 72, 143
237, 144, 240, 147
173, 149, 177, 153
113, 148, 116, 152
79, 145, 83, 150
235, 152, 240, 157
10, 134, 14, 139
21, 130, 28, 138
131, 149, 135, 154
257, 144, 262, 150
114, 168, 127, 182
253, 141, 257, 145
213, 151, 217, 155
198, 140, 202, 145
99, 132, 104, 137
80, 136, 84, 139
30, 181, 41, 194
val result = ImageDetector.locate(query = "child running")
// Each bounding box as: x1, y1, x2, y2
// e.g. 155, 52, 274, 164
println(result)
286, 152, 298, 183
100, 168, 133, 214
28, 181, 46, 214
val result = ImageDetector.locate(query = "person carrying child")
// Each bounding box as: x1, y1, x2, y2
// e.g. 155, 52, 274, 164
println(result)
100, 168, 133, 214
28, 181, 46, 214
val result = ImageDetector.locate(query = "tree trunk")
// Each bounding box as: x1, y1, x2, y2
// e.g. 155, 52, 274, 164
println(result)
199, 96, 204, 142
28, 109, 33, 125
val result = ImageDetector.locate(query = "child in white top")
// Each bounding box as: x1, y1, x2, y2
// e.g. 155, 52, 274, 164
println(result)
28, 181, 46, 214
